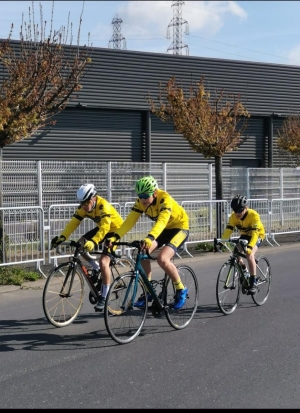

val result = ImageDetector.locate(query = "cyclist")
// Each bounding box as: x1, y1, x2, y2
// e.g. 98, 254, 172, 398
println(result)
221, 194, 265, 294
50, 183, 123, 311
106, 175, 189, 310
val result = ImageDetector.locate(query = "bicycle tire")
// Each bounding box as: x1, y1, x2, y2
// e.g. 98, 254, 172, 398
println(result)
165, 265, 198, 329
43, 262, 85, 327
216, 262, 240, 315
104, 272, 147, 344
251, 255, 271, 306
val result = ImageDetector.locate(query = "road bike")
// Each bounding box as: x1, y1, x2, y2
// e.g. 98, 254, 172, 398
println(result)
43, 240, 134, 327
214, 238, 271, 315
104, 240, 199, 345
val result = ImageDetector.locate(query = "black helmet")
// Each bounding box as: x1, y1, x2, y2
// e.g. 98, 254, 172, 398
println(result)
231, 194, 247, 212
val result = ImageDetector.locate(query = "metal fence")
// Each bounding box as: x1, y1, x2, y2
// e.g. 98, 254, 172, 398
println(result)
1, 198, 300, 277
2, 160, 300, 212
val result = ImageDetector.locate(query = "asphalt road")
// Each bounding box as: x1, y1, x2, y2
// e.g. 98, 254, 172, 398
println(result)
0, 242, 299, 409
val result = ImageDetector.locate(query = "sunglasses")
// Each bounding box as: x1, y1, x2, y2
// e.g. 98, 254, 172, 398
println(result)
80, 200, 91, 206
138, 193, 153, 199
234, 208, 245, 214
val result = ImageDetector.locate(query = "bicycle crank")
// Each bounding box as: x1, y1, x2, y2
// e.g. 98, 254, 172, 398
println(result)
151, 301, 163, 318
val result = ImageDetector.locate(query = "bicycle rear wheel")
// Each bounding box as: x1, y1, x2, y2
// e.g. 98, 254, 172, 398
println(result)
43, 263, 85, 327
252, 255, 271, 306
104, 272, 147, 344
216, 262, 240, 315
113, 256, 135, 276
165, 265, 198, 329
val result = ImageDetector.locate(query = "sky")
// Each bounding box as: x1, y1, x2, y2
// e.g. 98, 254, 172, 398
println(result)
1, 1, 300, 66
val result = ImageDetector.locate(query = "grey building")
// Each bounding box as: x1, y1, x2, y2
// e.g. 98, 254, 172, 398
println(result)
2, 41, 300, 167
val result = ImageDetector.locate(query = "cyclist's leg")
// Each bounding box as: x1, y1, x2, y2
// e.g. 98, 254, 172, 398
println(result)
156, 229, 189, 310
134, 240, 158, 307
94, 232, 115, 311
247, 238, 262, 294
78, 227, 100, 270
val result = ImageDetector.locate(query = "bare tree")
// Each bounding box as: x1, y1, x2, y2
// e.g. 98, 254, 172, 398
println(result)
148, 76, 250, 200
0, 0, 92, 148
277, 114, 300, 165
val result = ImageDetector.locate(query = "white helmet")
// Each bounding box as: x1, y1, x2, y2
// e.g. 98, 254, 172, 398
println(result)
76, 183, 97, 202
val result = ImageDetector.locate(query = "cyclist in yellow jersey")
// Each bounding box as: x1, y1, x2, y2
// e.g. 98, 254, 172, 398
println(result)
51, 183, 123, 311
221, 194, 265, 294
107, 176, 190, 310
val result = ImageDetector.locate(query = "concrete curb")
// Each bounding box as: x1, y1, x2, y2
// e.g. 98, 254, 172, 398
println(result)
0, 241, 297, 294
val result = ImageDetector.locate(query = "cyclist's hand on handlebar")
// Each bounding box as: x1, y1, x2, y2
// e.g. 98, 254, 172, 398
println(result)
141, 237, 153, 250
105, 234, 120, 250
84, 240, 96, 251
51, 235, 66, 249
246, 247, 252, 255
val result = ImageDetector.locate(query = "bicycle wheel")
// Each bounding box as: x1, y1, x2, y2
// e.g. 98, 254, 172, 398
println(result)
252, 255, 271, 306
165, 265, 198, 329
216, 262, 240, 315
112, 256, 135, 276
43, 263, 85, 327
104, 272, 147, 344
89, 256, 134, 305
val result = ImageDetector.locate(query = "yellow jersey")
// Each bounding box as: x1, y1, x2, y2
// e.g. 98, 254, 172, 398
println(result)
115, 189, 189, 240
61, 195, 123, 244
222, 208, 265, 249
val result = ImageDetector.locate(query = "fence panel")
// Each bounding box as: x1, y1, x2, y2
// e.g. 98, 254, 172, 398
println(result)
0, 206, 44, 267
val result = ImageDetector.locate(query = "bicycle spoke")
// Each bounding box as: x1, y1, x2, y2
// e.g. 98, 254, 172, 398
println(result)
216, 263, 240, 315
165, 265, 198, 329
104, 273, 147, 344
43, 263, 85, 327
252, 255, 271, 306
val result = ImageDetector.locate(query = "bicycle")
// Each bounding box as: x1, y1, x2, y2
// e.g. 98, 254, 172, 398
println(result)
103, 240, 199, 345
214, 237, 271, 315
43, 240, 134, 327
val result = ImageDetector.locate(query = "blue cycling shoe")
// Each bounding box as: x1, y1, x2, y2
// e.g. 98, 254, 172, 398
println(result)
173, 287, 188, 310
134, 293, 152, 308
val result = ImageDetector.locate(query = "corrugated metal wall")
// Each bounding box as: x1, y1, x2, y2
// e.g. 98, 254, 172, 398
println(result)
151, 115, 265, 166
3, 108, 143, 161
2, 41, 300, 164
75, 47, 300, 117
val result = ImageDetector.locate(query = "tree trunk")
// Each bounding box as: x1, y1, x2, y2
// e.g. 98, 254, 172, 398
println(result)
215, 155, 223, 200
215, 155, 223, 238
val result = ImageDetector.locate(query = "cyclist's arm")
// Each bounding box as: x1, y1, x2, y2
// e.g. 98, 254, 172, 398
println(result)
61, 213, 82, 239
221, 214, 236, 240
247, 215, 262, 250
114, 209, 141, 238
148, 208, 171, 239
91, 213, 112, 245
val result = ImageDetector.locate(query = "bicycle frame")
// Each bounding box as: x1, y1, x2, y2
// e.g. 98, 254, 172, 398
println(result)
55, 242, 99, 300
114, 241, 168, 313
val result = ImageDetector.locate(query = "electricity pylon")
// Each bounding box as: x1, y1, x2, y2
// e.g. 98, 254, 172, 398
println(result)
108, 14, 127, 50
166, 1, 189, 55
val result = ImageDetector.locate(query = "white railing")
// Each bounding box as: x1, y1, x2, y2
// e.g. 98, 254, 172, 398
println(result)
2, 198, 300, 277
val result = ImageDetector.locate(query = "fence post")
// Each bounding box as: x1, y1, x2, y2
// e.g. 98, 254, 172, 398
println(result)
163, 162, 167, 191
107, 161, 112, 202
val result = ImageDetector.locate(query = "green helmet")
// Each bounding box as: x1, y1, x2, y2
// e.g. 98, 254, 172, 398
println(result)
135, 176, 158, 194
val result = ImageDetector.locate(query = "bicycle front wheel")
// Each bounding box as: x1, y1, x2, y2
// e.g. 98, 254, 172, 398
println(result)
216, 262, 240, 315
43, 263, 85, 327
252, 255, 271, 306
165, 265, 198, 329
104, 272, 147, 344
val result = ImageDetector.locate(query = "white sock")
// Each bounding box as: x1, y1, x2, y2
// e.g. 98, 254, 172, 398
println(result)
101, 284, 110, 299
